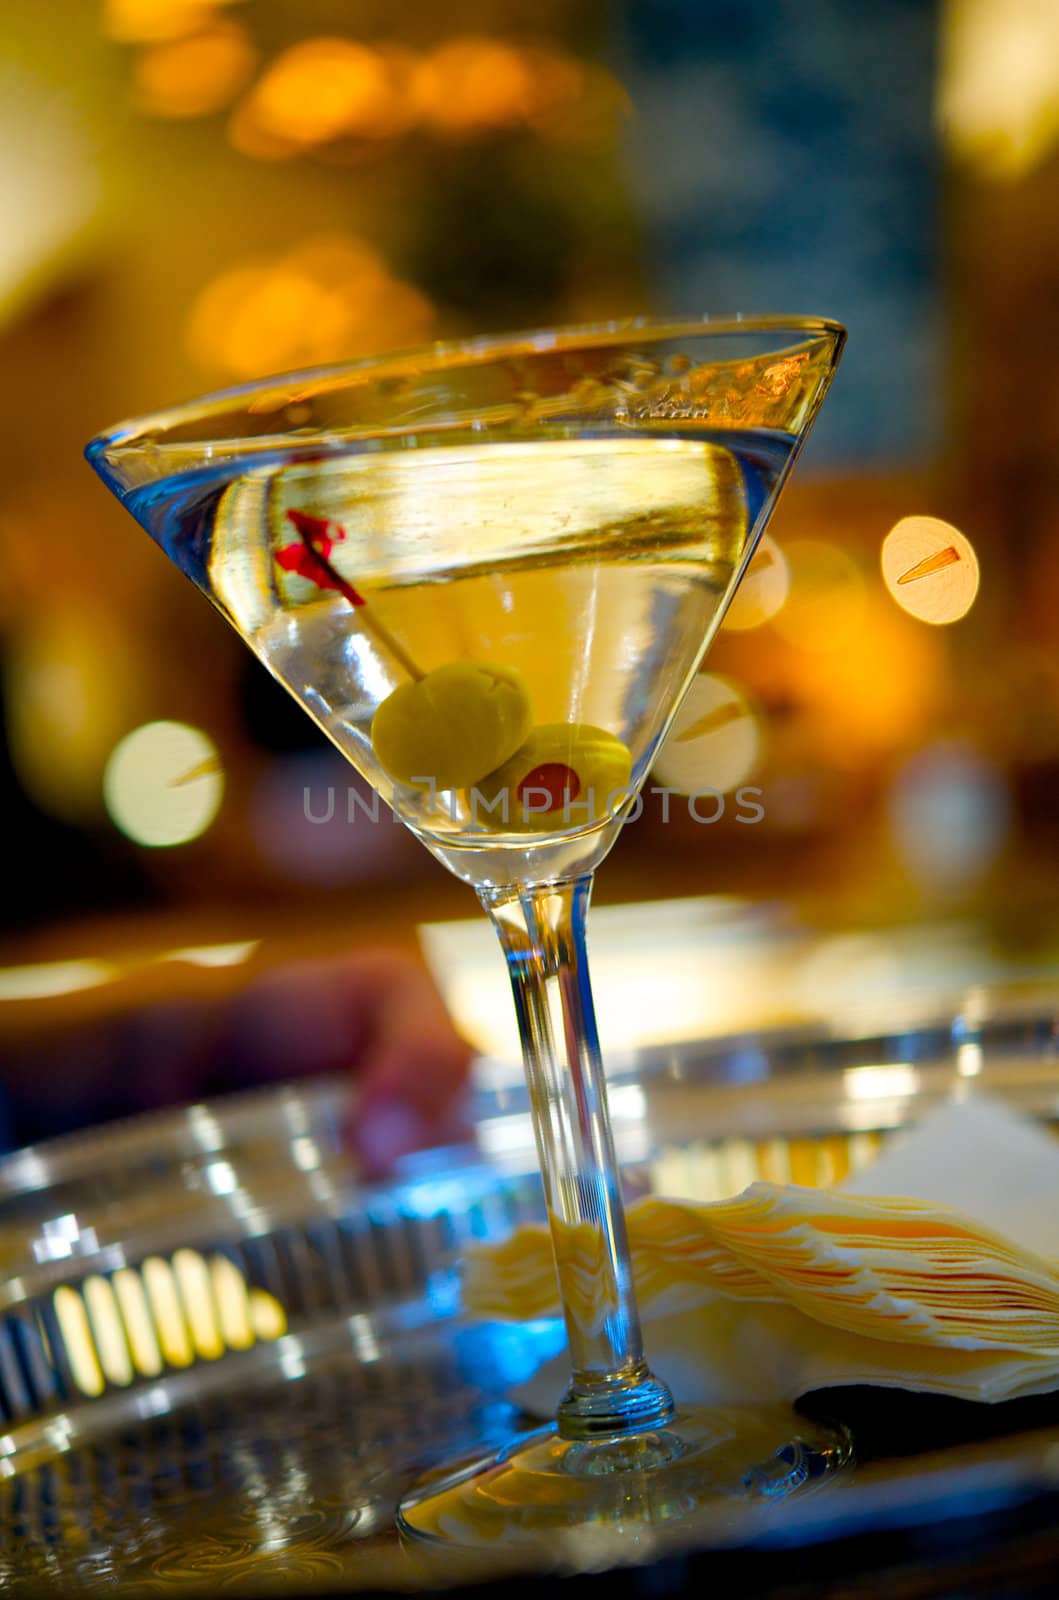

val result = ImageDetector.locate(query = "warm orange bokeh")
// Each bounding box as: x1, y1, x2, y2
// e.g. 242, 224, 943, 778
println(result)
185, 233, 435, 378
132, 18, 257, 117
103, 0, 242, 44
231, 37, 419, 154
225, 33, 626, 158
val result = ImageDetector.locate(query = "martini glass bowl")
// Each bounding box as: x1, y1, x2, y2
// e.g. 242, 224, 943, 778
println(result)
87, 317, 846, 1550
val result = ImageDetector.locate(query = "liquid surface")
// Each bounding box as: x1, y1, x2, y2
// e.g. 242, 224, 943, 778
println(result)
127, 433, 794, 887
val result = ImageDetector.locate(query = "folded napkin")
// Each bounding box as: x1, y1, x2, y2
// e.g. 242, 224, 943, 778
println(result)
464, 1096, 1059, 1407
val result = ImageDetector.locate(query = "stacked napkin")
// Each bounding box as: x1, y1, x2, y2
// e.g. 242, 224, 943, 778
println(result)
464, 1096, 1059, 1406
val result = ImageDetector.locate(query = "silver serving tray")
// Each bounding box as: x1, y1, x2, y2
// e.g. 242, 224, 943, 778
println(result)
0, 988, 1057, 1593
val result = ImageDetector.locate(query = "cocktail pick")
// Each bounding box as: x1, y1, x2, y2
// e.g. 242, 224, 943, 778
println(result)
277, 509, 423, 681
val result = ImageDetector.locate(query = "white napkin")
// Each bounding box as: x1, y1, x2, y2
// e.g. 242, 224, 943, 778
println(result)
843, 1094, 1059, 1256
467, 1095, 1059, 1410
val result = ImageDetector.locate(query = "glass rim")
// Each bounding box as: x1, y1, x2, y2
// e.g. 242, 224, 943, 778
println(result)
86, 313, 846, 458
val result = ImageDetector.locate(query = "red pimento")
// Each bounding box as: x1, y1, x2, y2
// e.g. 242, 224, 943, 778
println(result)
275, 509, 365, 606
517, 763, 581, 811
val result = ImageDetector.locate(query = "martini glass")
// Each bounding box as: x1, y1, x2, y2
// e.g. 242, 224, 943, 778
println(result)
87, 317, 846, 1548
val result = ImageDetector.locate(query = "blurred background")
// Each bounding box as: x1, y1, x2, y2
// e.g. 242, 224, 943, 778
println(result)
2, 0, 1058, 1141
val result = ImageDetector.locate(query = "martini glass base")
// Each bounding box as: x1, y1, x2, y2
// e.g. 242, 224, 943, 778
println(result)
397, 1405, 852, 1550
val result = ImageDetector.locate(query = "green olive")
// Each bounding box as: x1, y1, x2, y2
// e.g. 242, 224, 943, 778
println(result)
370, 661, 533, 791
474, 724, 633, 832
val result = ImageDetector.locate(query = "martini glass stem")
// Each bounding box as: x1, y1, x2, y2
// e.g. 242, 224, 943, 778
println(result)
481, 875, 674, 1441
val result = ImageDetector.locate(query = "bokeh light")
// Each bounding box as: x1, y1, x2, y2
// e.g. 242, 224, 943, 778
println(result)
769, 539, 868, 652
5, 608, 145, 822
0, 66, 100, 324
652, 673, 761, 796
231, 37, 416, 154
103, 721, 224, 847
185, 233, 433, 377
939, 0, 1059, 181
882, 515, 980, 624
0, 960, 115, 1002
226, 33, 625, 159
888, 742, 1011, 892
415, 40, 626, 142
780, 594, 947, 763
414, 38, 542, 138
102, 0, 242, 44
132, 18, 256, 118
721, 534, 790, 632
